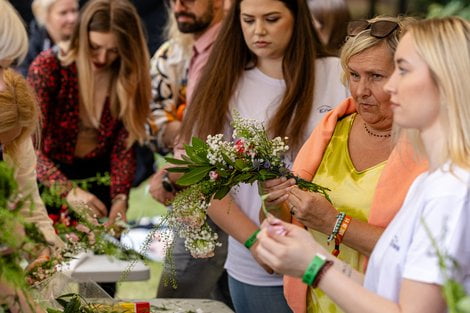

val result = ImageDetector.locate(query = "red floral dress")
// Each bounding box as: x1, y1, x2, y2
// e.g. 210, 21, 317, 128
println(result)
27, 49, 136, 203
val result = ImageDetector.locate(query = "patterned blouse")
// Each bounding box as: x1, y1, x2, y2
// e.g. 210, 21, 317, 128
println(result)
27, 49, 135, 198
148, 39, 191, 153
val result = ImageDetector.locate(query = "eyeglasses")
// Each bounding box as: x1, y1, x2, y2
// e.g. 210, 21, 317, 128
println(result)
167, 0, 197, 7
347, 20, 399, 39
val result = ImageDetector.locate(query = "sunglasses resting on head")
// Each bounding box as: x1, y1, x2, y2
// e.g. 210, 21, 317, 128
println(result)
347, 20, 399, 39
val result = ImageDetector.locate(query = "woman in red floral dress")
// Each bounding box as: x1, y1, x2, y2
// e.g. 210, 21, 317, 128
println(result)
28, 0, 151, 225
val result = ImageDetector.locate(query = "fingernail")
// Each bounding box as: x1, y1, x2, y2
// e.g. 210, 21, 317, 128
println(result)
267, 224, 287, 236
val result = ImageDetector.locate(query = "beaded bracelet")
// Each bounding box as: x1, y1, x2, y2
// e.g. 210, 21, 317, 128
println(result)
327, 212, 346, 243
302, 253, 327, 285
332, 215, 352, 256
244, 229, 260, 249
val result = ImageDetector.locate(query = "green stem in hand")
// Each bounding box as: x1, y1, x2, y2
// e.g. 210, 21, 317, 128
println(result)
260, 194, 269, 217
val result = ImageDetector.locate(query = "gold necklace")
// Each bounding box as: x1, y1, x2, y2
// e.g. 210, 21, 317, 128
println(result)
363, 122, 391, 138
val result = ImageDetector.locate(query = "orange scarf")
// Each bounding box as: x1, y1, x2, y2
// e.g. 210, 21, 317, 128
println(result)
284, 97, 428, 313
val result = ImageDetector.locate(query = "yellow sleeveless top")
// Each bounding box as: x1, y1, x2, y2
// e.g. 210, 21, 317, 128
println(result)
307, 114, 386, 313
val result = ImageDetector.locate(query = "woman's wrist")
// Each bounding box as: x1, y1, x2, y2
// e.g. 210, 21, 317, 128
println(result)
112, 193, 128, 205
244, 229, 260, 249
302, 253, 333, 287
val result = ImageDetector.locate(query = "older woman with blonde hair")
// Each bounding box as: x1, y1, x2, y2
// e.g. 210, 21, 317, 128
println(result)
17, 0, 78, 75
256, 16, 470, 313
27, 0, 151, 225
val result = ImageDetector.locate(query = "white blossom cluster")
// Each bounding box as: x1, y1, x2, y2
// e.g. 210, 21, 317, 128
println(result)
206, 134, 236, 165
269, 136, 289, 166
169, 185, 208, 230
182, 223, 221, 258
168, 185, 221, 258
231, 115, 265, 146
231, 112, 289, 165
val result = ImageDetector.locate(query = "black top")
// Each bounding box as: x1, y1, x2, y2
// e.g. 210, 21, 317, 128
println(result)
17, 20, 53, 77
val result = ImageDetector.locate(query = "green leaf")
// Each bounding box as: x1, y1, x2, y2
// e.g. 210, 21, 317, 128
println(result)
234, 172, 254, 183
181, 154, 193, 162
234, 159, 249, 171
166, 167, 190, 173
164, 157, 192, 165
56, 298, 69, 308
457, 296, 470, 313
221, 153, 235, 166
214, 186, 231, 199
258, 169, 277, 180
184, 144, 208, 164
176, 166, 212, 186
246, 175, 258, 184
47, 309, 63, 313
191, 136, 209, 150
217, 169, 230, 178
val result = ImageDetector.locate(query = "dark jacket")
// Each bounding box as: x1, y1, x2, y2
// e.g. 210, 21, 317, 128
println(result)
17, 20, 53, 77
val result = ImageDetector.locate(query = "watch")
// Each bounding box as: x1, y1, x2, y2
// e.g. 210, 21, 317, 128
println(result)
162, 172, 176, 193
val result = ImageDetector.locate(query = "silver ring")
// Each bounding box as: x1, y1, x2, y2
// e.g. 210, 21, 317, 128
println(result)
290, 206, 296, 215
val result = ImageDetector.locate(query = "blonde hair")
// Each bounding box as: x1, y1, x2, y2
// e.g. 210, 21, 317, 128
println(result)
406, 17, 470, 169
0, 69, 40, 158
340, 16, 412, 85
62, 0, 151, 147
32, 0, 58, 26
0, 0, 28, 64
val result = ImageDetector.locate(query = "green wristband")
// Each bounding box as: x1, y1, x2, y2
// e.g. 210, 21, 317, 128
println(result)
302, 254, 327, 285
244, 229, 261, 249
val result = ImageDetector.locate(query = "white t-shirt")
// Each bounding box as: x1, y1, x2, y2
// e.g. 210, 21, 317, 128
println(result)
364, 163, 470, 302
224, 57, 349, 286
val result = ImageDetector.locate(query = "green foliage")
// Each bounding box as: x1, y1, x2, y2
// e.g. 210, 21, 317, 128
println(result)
0, 161, 50, 309
427, 0, 470, 19
40, 173, 111, 209
0, 162, 17, 208
47, 293, 129, 313
421, 218, 470, 313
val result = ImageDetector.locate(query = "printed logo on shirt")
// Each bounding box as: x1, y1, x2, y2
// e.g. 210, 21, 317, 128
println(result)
390, 235, 400, 251
317, 105, 333, 114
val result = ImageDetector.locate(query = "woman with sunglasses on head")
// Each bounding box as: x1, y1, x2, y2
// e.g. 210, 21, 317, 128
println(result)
260, 15, 427, 313
177, 0, 348, 311
257, 16, 470, 313
27, 0, 151, 226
